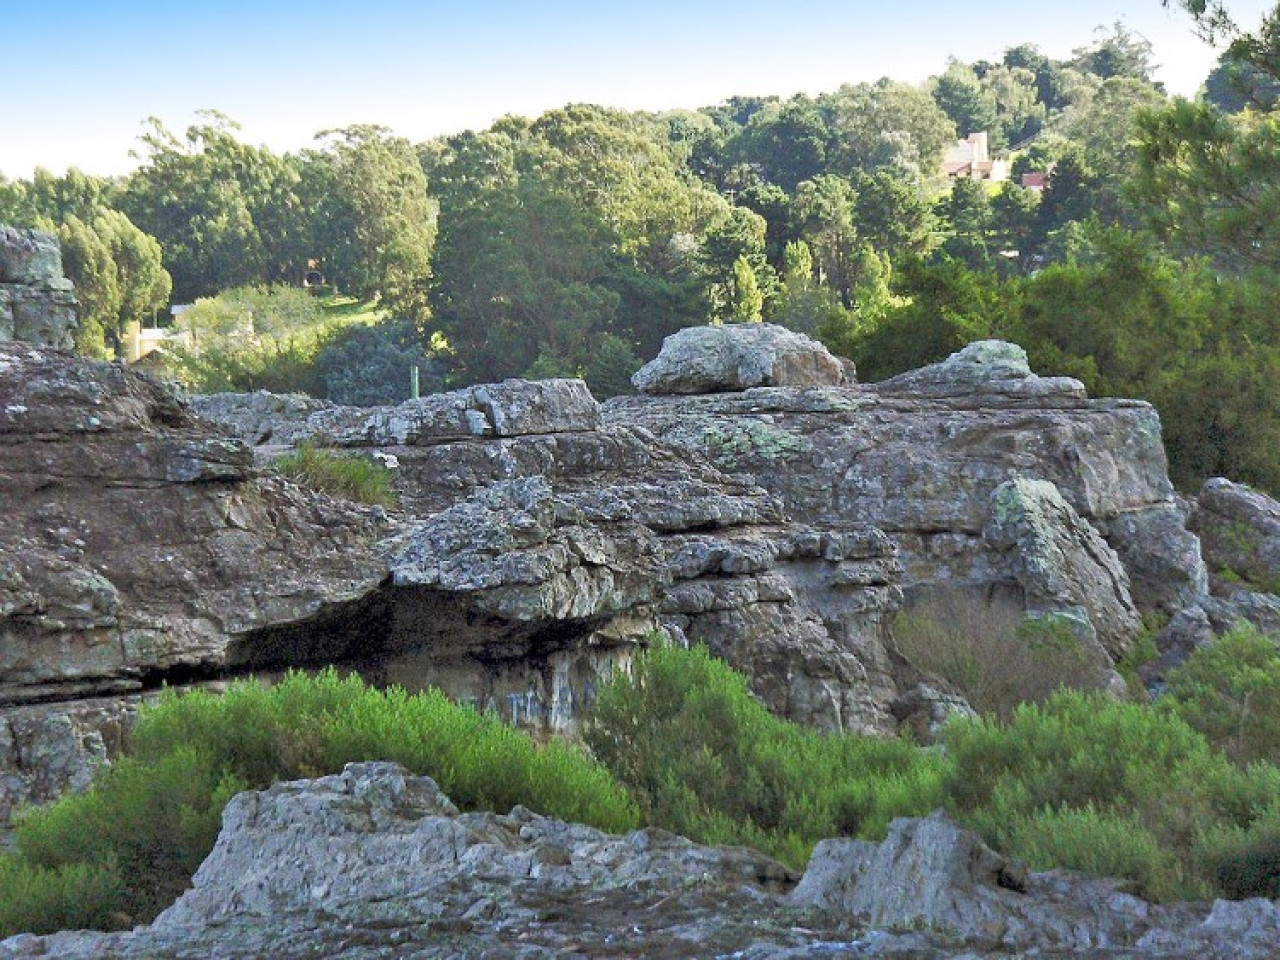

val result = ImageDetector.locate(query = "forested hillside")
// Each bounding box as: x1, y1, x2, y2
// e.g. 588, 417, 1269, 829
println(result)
2, 6, 1278, 491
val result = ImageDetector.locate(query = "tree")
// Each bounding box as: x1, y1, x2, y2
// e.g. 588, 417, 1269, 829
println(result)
792, 175, 863, 306
933, 62, 1001, 145
826, 80, 957, 177
122, 113, 305, 300
1004, 44, 1072, 111
1053, 76, 1167, 177
729, 96, 831, 191
850, 169, 934, 260
428, 128, 622, 383
729, 255, 764, 322
58, 209, 171, 358
1132, 100, 1280, 271
308, 126, 436, 320
1072, 22, 1159, 83
937, 178, 994, 269
314, 318, 442, 406
1206, 51, 1280, 111
59, 215, 120, 359
1163, 1, 1280, 82
583, 334, 642, 398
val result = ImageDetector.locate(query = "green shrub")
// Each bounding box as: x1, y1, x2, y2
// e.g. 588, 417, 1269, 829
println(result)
942, 689, 1280, 900
993, 804, 1189, 901
892, 591, 1113, 718
1209, 806, 1280, 899
583, 643, 946, 868
273, 441, 398, 507
0, 670, 635, 937
0, 858, 126, 937
1164, 622, 1280, 765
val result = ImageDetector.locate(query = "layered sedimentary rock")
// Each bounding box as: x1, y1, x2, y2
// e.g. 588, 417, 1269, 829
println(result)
0, 227, 77, 349
1, 330, 1229, 828
0, 342, 388, 826
3, 344, 904, 829
609, 340, 1207, 624
5, 762, 1275, 958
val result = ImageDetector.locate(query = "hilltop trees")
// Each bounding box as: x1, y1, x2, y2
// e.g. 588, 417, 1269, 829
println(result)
58, 210, 171, 359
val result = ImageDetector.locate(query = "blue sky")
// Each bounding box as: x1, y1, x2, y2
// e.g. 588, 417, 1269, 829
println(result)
1, 0, 1272, 178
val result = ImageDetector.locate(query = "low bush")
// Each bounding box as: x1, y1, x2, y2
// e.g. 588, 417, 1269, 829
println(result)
0, 670, 635, 937
1210, 808, 1280, 900
1163, 622, 1280, 766
273, 442, 398, 507
891, 591, 1113, 718
582, 643, 947, 868
942, 689, 1280, 901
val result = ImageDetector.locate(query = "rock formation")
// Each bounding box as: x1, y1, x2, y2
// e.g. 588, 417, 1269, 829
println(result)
1, 325, 1267, 837
4, 762, 1275, 958
0, 228, 77, 349
631, 322, 847, 394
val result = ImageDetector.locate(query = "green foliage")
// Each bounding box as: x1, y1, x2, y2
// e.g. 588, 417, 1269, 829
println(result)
129, 671, 636, 832
164, 287, 374, 395
583, 644, 946, 868
122, 112, 306, 301
1164, 623, 1280, 766
582, 334, 641, 399
1211, 807, 1280, 900
1133, 100, 1280, 273
5, 748, 244, 928
942, 689, 1280, 901
0, 858, 126, 938
273, 442, 398, 507
0, 670, 636, 937
307, 126, 436, 319
849, 258, 1012, 382
892, 592, 1113, 719
729, 255, 764, 322
57, 207, 172, 359
314, 317, 442, 406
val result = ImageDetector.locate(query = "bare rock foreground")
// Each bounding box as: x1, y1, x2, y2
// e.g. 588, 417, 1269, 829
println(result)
4, 762, 1276, 957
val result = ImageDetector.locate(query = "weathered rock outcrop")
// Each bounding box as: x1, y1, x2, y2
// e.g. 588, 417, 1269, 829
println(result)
632, 322, 847, 394
983, 477, 1141, 660
609, 343, 1204, 633
2, 344, 905, 829
0, 227, 77, 349
0, 343, 388, 823
2, 331, 1242, 830
5, 763, 1275, 958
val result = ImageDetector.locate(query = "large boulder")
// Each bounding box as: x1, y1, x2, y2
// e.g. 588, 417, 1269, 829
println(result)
201, 379, 603, 448
632, 323, 846, 394
791, 809, 1280, 955
983, 477, 1142, 660
609, 350, 1190, 631
877, 340, 1085, 400
0, 227, 63, 286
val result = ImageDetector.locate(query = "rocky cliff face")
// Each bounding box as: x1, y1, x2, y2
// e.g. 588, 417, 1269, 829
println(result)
0, 228, 77, 350
5, 762, 1275, 958
2, 325, 1268, 834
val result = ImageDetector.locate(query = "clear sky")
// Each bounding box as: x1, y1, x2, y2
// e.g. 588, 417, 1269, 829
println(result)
1, 0, 1272, 179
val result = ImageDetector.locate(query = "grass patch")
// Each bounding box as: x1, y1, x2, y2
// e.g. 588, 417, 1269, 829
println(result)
274, 441, 397, 507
